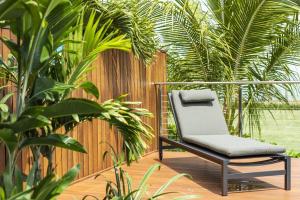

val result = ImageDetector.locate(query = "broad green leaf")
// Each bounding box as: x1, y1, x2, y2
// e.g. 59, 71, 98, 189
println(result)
51, 164, 80, 195
30, 77, 75, 102
0, 37, 18, 58
0, 104, 9, 112
20, 134, 86, 153
42, 98, 105, 118
30, 173, 55, 199
6, 188, 33, 200
7, 115, 51, 134
26, 159, 38, 189
80, 81, 99, 99
18, 107, 45, 117
0, 0, 24, 22
21, 98, 105, 120
0, 128, 16, 154
0, 93, 13, 104
2, 170, 13, 198
14, 166, 23, 193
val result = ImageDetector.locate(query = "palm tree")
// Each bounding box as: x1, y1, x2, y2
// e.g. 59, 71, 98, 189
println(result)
156, 0, 300, 135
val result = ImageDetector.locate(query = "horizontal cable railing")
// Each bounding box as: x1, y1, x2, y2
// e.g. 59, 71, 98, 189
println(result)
154, 80, 300, 85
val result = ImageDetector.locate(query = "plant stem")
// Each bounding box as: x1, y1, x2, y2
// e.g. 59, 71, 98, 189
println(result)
16, 17, 22, 117
47, 147, 54, 176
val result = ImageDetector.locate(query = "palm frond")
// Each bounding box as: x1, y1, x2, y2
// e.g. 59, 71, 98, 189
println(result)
209, 0, 299, 79
163, 0, 300, 134
86, 0, 160, 65
64, 9, 131, 87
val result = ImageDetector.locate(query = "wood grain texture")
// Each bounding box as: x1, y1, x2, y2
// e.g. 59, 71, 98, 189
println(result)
59, 152, 300, 200
0, 30, 167, 181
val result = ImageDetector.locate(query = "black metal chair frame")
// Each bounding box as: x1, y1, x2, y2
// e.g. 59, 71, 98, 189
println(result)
158, 93, 291, 196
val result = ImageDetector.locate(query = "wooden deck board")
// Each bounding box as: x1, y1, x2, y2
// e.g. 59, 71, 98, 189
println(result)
60, 152, 300, 200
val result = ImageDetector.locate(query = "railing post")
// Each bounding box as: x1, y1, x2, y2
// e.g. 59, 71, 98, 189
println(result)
157, 84, 164, 159
285, 156, 291, 190
156, 84, 163, 139
238, 86, 243, 137
159, 85, 163, 136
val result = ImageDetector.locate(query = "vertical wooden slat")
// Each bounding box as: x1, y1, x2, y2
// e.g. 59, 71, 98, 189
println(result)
78, 119, 84, 178
92, 57, 98, 172
72, 119, 79, 171
97, 56, 102, 171
99, 52, 106, 170
56, 135, 62, 177
83, 123, 88, 177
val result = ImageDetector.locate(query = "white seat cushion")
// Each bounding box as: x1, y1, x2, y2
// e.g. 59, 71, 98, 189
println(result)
183, 134, 286, 157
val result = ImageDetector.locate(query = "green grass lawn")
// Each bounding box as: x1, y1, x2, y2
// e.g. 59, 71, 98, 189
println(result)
250, 110, 300, 152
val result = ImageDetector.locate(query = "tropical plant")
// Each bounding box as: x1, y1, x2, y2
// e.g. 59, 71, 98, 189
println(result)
85, 0, 162, 65
156, 0, 300, 135
83, 149, 199, 200
0, 0, 153, 198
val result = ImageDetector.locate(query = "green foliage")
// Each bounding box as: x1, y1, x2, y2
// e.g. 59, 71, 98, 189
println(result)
157, 0, 300, 135
64, 9, 131, 88
83, 149, 199, 200
0, 0, 153, 198
287, 150, 300, 158
80, 81, 100, 99
99, 95, 153, 163
19, 134, 87, 153
168, 123, 178, 140
0, 165, 80, 200
86, 0, 161, 65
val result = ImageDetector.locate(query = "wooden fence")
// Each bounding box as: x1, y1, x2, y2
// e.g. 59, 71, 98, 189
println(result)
0, 28, 167, 180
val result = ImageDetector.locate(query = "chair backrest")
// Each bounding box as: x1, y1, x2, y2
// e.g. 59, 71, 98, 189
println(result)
169, 90, 229, 139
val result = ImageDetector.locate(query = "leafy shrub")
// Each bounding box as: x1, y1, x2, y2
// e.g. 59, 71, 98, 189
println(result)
287, 150, 300, 158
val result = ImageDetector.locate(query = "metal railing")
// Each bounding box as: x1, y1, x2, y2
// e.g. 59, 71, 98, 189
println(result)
155, 81, 300, 145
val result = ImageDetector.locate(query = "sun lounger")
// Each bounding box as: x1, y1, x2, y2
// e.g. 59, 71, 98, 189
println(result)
159, 89, 291, 196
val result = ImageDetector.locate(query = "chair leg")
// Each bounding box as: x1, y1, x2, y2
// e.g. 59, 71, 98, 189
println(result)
159, 137, 163, 161
221, 161, 228, 196
284, 156, 291, 190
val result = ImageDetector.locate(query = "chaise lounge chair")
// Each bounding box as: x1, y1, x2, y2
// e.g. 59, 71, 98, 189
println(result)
158, 89, 291, 196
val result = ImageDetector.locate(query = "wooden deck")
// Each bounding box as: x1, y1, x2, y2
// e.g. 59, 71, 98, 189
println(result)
60, 152, 300, 200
